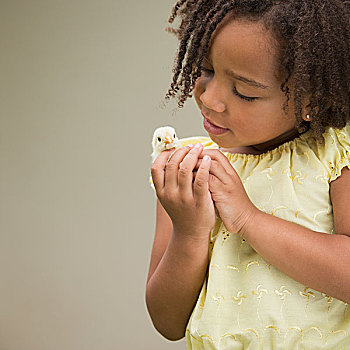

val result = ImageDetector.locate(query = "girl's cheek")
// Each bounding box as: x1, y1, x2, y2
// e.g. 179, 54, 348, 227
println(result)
193, 77, 206, 104
194, 76, 207, 91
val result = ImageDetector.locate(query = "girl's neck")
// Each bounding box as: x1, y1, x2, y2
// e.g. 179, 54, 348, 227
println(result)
248, 128, 301, 154
220, 127, 306, 155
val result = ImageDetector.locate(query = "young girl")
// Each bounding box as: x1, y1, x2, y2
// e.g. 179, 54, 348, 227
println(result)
146, 1, 350, 349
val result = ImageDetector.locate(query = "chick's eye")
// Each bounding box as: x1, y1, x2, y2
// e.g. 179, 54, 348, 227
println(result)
157, 137, 161, 142
173, 134, 176, 138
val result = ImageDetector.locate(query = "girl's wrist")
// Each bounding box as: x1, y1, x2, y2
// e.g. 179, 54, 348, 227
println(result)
236, 207, 261, 240
170, 229, 210, 262
172, 226, 211, 245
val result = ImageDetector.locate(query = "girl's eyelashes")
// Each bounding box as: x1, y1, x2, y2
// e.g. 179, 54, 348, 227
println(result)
199, 66, 259, 102
233, 86, 258, 102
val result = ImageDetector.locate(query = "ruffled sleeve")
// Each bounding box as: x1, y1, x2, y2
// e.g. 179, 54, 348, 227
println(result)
317, 124, 350, 182
148, 136, 218, 191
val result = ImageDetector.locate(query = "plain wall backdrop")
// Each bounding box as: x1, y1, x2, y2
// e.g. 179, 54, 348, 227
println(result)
0, 0, 206, 349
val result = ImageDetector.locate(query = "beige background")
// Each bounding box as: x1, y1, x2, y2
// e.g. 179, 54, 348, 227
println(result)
0, 1, 206, 349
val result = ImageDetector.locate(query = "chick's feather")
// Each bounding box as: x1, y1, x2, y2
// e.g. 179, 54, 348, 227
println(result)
151, 126, 181, 162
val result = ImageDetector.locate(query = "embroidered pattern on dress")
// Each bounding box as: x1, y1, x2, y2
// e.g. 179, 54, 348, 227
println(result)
183, 128, 350, 349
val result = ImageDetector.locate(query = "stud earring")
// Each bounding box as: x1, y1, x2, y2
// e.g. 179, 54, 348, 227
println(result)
306, 114, 310, 120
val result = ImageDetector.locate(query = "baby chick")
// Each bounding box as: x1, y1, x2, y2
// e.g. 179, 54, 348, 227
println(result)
151, 126, 181, 162
150, 125, 219, 219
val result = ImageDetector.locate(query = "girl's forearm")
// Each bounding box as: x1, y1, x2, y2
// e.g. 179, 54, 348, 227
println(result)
241, 210, 350, 303
146, 230, 209, 341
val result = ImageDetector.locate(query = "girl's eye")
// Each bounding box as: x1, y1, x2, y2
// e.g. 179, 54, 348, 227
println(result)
200, 66, 258, 102
157, 137, 161, 142
233, 86, 258, 102
173, 134, 176, 138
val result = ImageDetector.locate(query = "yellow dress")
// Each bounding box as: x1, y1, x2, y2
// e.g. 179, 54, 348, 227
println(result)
149, 125, 350, 349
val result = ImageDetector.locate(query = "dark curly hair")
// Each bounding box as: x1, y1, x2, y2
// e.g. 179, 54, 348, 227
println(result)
165, 0, 350, 140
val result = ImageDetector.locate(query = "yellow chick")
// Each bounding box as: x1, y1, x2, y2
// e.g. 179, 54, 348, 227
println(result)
151, 126, 181, 162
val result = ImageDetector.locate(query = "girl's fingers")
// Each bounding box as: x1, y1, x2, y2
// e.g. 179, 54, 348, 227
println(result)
151, 149, 176, 192
200, 150, 237, 185
193, 154, 211, 198
164, 145, 193, 187
194, 157, 226, 183
201, 149, 236, 177
178, 143, 204, 197
194, 159, 202, 171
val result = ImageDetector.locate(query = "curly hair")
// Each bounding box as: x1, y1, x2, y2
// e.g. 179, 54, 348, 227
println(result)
165, 0, 350, 140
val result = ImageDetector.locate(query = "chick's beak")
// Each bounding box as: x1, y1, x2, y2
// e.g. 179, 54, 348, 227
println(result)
164, 134, 174, 144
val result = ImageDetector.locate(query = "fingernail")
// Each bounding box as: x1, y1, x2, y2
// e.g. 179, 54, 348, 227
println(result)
194, 143, 201, 148
188, 143, 194, 148
203, 155, 211, 162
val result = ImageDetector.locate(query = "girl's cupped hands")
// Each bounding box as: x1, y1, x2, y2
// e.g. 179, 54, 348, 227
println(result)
151, 144, 216, 241
196, 149, 259, 237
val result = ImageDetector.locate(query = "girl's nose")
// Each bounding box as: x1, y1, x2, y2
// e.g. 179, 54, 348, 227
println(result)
199, 81, 226, 113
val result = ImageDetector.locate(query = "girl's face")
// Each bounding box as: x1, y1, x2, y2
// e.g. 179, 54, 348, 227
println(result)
193, 18, 301, 152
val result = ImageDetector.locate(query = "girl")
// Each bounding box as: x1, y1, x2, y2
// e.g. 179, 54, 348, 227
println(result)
146, 1, 350, 349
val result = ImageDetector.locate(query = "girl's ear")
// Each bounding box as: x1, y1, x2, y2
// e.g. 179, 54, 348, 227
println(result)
302, 112, 312, 122
301, 95, 312, 122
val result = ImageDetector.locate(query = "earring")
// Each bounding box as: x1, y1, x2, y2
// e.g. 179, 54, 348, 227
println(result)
306, 114, 310, 120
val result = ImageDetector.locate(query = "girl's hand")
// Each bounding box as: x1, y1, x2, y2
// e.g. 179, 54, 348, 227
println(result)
196, 150, 259, 237
151, 144, 216, 240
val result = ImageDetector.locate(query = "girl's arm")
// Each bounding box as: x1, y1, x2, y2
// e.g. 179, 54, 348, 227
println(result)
146, 199, 209, 340
240, 167, 350, 303
146, 199, 173, 285
146, 145, 215, 341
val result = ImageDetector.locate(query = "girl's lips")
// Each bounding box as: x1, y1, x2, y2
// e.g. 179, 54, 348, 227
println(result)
203, 117, 229, 135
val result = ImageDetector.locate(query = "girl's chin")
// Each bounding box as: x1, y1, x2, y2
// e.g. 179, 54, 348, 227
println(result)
208, 135, 258, 155
207, 133, 235, 148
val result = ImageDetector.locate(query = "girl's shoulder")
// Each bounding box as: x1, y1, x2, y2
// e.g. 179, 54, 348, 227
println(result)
322, 123, 350, 146
308, 124, 350, 182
